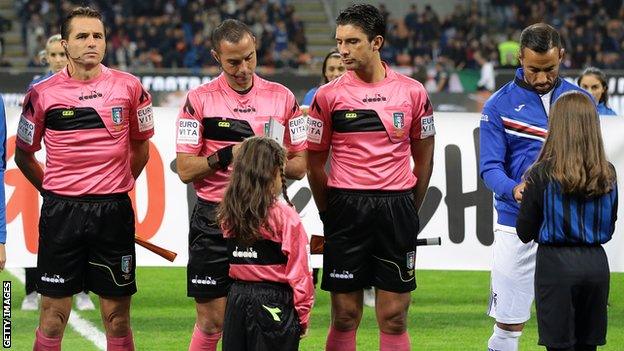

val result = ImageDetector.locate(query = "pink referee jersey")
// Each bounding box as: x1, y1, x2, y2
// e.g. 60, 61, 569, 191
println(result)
223, 201, 314, 331
307, 63, 434, 190
16, 65, 154, 196
176, 73, 307, 202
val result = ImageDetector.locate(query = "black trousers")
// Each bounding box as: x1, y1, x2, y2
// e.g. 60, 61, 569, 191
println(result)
222, 281, 300, 351
536, 245, 609, 348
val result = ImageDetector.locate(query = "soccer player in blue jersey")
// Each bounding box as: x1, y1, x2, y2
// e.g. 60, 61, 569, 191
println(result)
479, 23, 594, 351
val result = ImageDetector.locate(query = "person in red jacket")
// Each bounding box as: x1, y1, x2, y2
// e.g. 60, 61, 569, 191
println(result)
218, 137, 314, 351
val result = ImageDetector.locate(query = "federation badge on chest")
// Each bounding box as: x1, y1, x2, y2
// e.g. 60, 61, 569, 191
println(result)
112, 107, 123, 125
393, 112, 404, 128
393, 112, 405, 138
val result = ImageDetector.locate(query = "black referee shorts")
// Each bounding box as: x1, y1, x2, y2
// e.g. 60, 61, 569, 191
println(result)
321, 188, 420, 293
535, 245, 609, 348
187, 199, 231, 299
37, 191, 136, 297
222, 281, 300, 351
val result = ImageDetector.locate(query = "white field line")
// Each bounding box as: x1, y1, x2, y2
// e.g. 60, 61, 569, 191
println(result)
7, 268, 106, 350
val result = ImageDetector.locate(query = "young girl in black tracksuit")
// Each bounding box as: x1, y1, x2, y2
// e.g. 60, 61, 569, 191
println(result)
517, 91, 617, 351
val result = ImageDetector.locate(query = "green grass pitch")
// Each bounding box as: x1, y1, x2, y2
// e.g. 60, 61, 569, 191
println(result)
2, 268, 622, 350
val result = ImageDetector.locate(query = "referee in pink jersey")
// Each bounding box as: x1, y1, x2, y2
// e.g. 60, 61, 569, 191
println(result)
307, 4, 435, 351
175, 19, 307, 351
15, 7, 153, 351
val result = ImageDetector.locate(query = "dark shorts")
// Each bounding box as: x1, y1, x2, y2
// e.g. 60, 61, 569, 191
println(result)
321, 188, 419, 293
187, 199, 231, 299
535, 245, 609, 348
37, 191, 136, 297
222, 281, 300, 351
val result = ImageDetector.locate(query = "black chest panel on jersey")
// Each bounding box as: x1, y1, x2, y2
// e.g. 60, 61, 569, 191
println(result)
331, 109, 385, 133
202, 117, 255, 141
45, 108, 105, 131
227, 238, 288, 266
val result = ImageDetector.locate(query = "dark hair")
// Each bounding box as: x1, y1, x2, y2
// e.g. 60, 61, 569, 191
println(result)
321, 49, 342, 83
520, 23, 561, 54
578, 67, 610, 105
336, 3, 385, 45
217, 137, 292, 245
61, 7, 103, 40
531, 91, 615, 197
211, 19, 255, 52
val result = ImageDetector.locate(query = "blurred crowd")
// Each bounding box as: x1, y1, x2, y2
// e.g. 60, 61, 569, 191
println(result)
16, 0, 309, 71
384, 0, 624, 91
11, 0, 624, 81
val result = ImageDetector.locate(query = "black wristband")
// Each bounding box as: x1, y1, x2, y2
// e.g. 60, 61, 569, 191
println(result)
216, 145, 234, 169
207, 145, 234, 170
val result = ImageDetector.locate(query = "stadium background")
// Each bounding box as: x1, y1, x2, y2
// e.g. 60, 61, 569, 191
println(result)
0, 0, 623, 350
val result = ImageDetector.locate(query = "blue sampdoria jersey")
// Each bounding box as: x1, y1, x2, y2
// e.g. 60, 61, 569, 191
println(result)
479, 68, 592, 227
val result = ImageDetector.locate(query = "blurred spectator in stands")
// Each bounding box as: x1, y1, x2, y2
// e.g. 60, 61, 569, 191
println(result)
578, 67, 618, 116
434, 60, 450, 93
475, 49, 495, 92
498, 31, 520, 68
411, 55, 429, 85
404, 4, 418, 30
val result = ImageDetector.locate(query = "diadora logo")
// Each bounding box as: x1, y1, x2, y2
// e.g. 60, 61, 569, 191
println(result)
232, 246, 258, 259
218, 121, 231, 128
514, 104, 525, 112
79, 90, 102, 100
61, 109, 74, 118
329, 270, 354, 279
191, 275, 217, 285
41, 274, 65, 284
362, 93, 387, 103
234, 105, 256, 113
345, 112, 358, 119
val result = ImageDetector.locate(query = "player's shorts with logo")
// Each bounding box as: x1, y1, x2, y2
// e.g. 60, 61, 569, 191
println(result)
487, 225, 537, 324
321, 188, 420, 293
36, 191, 136, 297
187, 198, 231, 298
222, 281, 300, 351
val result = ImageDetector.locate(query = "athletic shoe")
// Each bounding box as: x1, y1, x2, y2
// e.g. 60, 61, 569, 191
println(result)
21, 291, 39, 311
75, 292, 95, 311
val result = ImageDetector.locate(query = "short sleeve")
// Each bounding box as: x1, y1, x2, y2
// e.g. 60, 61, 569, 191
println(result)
129, 79, 154, 140
282, 90, 307, 153
175, 91, 204, 155
16, 89, 45, 152
410, 88, 435, 140
306, 87, 332, 151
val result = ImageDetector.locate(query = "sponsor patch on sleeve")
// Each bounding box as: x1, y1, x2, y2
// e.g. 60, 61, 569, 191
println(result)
137, 104, 154, 132
307, 117, 323, 144
288, 115, 307, 144
17, 115, 35, 145
420, 115, 435, 138
177, 118, 200, 144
